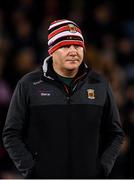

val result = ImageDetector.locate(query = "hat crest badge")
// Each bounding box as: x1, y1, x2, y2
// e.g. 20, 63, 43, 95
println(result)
68, 24, 77, 33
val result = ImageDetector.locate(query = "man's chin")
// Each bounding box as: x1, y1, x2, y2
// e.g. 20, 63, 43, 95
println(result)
66, 61, 80, 66
65, 65, 79, 71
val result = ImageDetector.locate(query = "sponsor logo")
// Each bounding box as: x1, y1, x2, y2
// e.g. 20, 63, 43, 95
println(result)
38, 90, 53, 96
33, 80, 43, 85
40, 92, 51, 96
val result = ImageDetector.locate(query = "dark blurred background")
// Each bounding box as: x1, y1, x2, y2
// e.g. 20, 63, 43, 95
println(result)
0, 0, 134, 178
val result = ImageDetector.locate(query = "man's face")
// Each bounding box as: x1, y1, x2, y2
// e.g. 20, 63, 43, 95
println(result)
52, 45, 84, 74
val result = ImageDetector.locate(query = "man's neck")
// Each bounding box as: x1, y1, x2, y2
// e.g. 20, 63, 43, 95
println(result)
53, 66, 78, 78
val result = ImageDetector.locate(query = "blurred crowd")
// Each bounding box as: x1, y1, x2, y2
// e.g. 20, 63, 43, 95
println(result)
0, 0, 134, 178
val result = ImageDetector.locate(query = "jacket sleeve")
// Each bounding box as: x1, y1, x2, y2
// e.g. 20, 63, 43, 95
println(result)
2, 81, 35, 178
99, 83, 125, 177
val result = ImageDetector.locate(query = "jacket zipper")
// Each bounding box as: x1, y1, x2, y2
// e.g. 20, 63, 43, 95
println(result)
64, 85, 71, 104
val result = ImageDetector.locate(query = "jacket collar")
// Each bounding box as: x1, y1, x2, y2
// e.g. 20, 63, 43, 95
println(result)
42, 56, 54, 80
42, 55, 90, 82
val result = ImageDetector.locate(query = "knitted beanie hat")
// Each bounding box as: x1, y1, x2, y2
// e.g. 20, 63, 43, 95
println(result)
48, 19, 84, 54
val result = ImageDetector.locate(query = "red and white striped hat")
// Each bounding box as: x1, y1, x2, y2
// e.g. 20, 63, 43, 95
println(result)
48, 19, 84, 54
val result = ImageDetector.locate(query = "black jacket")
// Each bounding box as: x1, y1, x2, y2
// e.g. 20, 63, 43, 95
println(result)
3, 56, 124, 178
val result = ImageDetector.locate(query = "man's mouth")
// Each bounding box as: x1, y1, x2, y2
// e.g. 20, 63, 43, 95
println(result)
66, 59, 79, 62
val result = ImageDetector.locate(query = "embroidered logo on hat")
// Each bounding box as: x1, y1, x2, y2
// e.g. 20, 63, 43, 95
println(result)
68, 24, 77, 33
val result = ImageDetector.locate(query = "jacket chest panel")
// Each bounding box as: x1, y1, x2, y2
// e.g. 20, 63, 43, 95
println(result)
28, 81, 106, 107
71, 83, 106, 107
29, 82, 66, 105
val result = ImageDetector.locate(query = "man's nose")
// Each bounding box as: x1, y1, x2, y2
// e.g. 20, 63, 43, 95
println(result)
68, 45, 77, 53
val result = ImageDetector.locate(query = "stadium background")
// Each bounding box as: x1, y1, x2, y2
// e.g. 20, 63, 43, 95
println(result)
0, 0, 134, 178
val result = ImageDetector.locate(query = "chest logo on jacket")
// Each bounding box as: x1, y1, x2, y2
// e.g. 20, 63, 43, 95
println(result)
38, 90, 52, 96
87, 89, 95, 99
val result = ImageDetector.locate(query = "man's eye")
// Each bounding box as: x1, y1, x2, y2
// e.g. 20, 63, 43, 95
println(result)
74, 45, 79, 48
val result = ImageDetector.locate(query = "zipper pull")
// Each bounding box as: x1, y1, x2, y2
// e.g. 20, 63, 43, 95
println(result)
66, 96, 70, 104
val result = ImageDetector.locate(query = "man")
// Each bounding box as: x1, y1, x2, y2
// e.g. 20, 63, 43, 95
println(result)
3, 19, 124, 178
